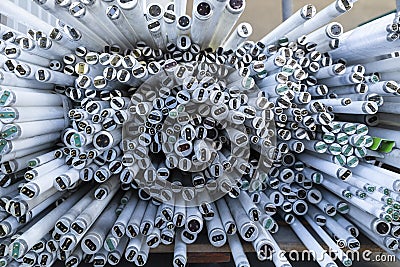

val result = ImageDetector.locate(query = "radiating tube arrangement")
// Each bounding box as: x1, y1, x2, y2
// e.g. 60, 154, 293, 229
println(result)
0, 0, 399, 266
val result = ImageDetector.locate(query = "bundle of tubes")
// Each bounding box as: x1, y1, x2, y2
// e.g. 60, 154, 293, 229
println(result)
0, 0, 400, 266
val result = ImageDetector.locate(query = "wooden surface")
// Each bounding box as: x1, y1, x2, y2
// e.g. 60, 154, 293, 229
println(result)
152, 225, 384, 254
187, 252, 231, 263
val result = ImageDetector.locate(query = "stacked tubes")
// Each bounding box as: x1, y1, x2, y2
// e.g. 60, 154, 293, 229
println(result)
0, 0, 399, 267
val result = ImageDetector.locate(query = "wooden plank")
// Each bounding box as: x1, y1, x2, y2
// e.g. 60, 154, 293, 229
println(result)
151, 226, 384, 254
187, 252, 231, 263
